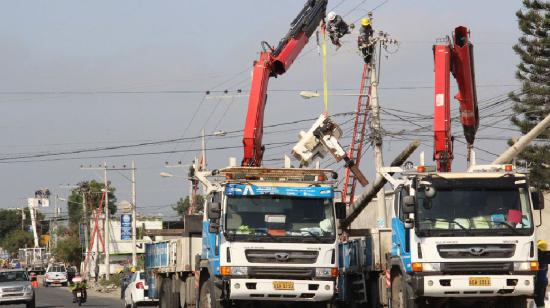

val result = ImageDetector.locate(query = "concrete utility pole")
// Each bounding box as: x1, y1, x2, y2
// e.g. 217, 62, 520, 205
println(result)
21, 207, 25, 230
103, 162, 110, 280
369, 59, 387, 228
131, 160, 137, 267
492, 113, 550, 164
342, 140, 420, 229
82, 190, 89, 267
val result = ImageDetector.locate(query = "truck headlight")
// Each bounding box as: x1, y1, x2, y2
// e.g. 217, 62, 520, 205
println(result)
220, 266, 248, 277
24, 285, 33, 293
514, 261, 539, 271
316, 267, 338, 278
418, 262, 441, 272
230, 266, 248, 276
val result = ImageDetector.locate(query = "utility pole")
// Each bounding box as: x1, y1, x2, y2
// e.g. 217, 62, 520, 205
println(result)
131, 160, 137, 267
492, 113, 550, 165
369, 60, 387, 228
21, 207, 25, 230
188, 158, 196, 215
82, 189, 89, 270
103, 162, 110, 280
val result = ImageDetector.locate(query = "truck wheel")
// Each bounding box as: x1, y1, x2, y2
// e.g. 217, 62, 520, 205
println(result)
499, 297, 527, 308
199, 279, 226, 308
160, 278, 173, 308
391, 273, 418, 308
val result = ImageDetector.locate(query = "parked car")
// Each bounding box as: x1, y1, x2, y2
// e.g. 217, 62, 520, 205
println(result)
43, 264, 67, 287
0, 269, 35, 308
27, 265, 45, 276
123, 271, 156, 308
9, 260, 20, 269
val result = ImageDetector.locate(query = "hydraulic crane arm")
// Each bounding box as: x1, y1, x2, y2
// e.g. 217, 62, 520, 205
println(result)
242, 0, 327, 166
433, 26, 479, 172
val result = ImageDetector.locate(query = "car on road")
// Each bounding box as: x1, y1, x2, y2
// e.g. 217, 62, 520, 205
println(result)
9, 260, 21, 269
0, 269, 35, 308
27, 265, 45, 276
44, 264, 68, 287
123, 271, 156, 308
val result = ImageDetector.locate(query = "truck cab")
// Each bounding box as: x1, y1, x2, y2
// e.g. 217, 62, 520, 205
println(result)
389, 165, 542, 307
199, 166, 342, 306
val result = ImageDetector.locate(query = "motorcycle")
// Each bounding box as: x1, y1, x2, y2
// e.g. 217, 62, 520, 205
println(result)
74, 288, 87, 306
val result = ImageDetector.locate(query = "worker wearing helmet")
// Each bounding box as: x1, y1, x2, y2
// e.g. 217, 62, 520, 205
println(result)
326, 11, 350, 50
131, 267, 137, 273
358, 17, 374, 64
535, 240, 549, 308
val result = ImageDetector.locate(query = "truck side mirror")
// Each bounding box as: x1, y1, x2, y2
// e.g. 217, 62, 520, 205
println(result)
335, 202, 347, 219
532, 191, 545, 210
208, 202, 221, 220
402, 196, 415, 214
209, 222, 220, 233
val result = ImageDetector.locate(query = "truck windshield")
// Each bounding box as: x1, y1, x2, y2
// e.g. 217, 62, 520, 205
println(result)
225, 196, 335, 243
415, 177, 534, 237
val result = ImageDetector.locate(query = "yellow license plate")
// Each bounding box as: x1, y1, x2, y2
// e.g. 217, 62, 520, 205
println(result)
273, 281, 294, 290
469, 277, 491, 286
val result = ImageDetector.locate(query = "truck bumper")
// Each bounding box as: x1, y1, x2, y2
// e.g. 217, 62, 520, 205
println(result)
412, 274, 534, 297
228, 279, 334, 302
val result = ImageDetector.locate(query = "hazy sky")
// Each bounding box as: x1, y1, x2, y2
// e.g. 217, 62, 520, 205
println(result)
0, 0, 524, 218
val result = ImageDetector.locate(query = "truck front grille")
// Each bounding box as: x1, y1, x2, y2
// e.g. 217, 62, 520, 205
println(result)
441, 262, 513, 274
248, 267, 314, 279
437, 244, 515, 259
245, 249, 318, 264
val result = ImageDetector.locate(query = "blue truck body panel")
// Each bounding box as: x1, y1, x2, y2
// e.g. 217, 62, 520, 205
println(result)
144, 241, 170, 298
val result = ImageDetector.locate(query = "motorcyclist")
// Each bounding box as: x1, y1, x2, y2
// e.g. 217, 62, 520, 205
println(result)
71, 273, 88, 303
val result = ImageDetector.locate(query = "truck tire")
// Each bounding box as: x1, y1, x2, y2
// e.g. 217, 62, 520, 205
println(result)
160, 278, 173, 308
199, 278, 226, 308
391, 273, 418, 308
499, 297, 527, 308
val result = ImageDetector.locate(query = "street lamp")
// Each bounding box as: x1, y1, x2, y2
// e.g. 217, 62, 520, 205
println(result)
160, 172, 187, 178
299, 90, 369, 99
160, 172, 175, 178
299, 91, 320, 99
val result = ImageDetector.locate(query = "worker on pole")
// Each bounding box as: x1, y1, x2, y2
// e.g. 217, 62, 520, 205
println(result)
358, 18, 374, 64
326, 11, 351, 50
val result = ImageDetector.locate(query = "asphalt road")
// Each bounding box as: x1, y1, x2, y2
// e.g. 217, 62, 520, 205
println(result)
1, 286, 123, 308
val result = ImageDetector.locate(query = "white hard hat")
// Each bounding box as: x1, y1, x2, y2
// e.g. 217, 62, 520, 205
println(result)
327, 11, 336, 21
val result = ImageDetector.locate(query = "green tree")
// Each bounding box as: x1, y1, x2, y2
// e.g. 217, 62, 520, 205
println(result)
0, 209, 45, 243
0, 209, 23, 243
67, 180, 117, 229
53, 235, 82, 265
1, 230, 33, 254
173, 195, 204, 218
509, 0, 550, 189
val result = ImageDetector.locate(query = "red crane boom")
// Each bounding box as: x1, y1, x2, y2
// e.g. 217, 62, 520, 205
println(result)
433, 26, 479, 172
242, 0, 327, 166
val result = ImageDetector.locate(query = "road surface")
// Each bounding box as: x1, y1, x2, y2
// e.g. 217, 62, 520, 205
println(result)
1, 285, 122, 308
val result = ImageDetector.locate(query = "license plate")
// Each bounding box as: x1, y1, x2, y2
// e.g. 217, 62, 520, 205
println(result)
469, 277, 491, 286
273, 281, 294, 290
76, 293, 82, 298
